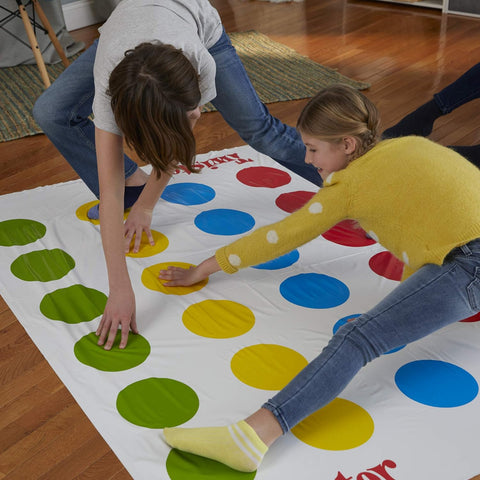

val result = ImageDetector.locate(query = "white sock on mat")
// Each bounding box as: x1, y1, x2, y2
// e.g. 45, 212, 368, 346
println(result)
163, 420, 268, 472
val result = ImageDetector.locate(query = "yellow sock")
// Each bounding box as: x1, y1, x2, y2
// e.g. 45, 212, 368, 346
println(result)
163, 420, 268, 472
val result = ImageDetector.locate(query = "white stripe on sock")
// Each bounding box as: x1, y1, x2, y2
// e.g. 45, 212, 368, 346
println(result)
228, 425, 260, 465
231, 423, 264, 460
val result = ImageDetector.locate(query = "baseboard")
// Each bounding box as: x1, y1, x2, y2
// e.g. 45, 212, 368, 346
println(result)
447, 10, 480, 16
62, 0, 103, 31
447, 0, 480, 15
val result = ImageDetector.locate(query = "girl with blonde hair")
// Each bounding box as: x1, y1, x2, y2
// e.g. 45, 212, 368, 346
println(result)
160, 84, 480, 472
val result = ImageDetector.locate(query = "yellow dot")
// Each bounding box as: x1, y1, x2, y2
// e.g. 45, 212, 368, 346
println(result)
126, 231, 169, 258
76, 202, 168, 257
76, 201, 129, 225
141, 262, 208, 295
182, 300, 255, 338
291, 398, 374, 450
76, 201, 100, 225
231, 344, 308, 390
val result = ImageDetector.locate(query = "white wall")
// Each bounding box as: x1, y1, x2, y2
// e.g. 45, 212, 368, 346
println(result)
61, 0, 104, 31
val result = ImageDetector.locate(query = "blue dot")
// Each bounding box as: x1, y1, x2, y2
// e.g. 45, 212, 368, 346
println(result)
395, 360, 478, 407
194, 209, 255, 235
280, 273, 349, 309
253, 250, 299, 270
332, 314, 405, 354
161, 183, 215, 205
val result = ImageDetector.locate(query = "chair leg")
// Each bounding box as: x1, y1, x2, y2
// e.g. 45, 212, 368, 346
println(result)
17, 1, 51, 88
32, 0, 70, 67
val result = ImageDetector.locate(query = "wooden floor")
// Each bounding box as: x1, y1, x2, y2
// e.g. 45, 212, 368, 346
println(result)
1, 0, 480, 478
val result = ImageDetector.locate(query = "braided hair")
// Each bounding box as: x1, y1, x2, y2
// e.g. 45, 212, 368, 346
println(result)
297, 84, 381, 162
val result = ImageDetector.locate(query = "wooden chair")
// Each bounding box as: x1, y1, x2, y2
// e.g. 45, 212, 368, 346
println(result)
0, 0, 70, 87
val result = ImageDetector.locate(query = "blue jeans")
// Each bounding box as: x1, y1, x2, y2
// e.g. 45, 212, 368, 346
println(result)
434, 62, 480, 114
33, 30, 321, 198
209, 29, 319, 185
263, 238, 480, 433
32, 39, 135, 197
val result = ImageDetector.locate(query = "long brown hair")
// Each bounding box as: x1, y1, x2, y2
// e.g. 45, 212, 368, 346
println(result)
297, 84, 381, 161
108, 42, 201, 176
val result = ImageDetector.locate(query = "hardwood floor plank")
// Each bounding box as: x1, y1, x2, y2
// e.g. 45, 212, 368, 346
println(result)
0, 361, 54, 411
73, 450, 129, 480
0, 386, 73, 454
0, 330, 44, 387
0, 310, 15, 331
37, 435, 112, 480
109, 470, 135, 480
0, 403, 97, 479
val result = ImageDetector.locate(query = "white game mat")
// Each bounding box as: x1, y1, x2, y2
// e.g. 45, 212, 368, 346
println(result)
1, 146, 479, 480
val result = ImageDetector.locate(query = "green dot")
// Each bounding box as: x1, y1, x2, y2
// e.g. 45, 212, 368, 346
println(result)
166, 450, 256, 480
116, 378, 199, 428
10, 248, 75, 281
74, 332, 150, 372
0, 219, 46, 246
40, 284, 107, 323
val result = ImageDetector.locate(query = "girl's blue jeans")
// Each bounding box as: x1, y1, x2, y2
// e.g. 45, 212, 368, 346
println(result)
33, 29, 320, 198
434, 62, 480, 114
263, 238, 480, 433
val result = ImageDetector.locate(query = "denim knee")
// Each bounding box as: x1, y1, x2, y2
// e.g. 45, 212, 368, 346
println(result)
33, 92, 47, 128
33, 88, 60, 131
334, 316, 388, 365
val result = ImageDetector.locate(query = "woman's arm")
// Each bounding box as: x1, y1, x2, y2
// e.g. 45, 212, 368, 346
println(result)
124, 167, 173, 253
94, 127, 138, 350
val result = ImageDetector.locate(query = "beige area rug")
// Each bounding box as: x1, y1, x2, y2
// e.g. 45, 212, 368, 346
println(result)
0, 30, 369, 142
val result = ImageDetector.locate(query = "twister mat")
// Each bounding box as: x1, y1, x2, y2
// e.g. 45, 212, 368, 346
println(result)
1, 145, 479, 480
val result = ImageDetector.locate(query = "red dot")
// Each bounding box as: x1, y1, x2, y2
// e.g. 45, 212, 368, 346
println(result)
461, 312, 480, 323
369, 251, 404, 281
275, 190, 316, 213
322, 220, 377, 247
236, 166, 291, 188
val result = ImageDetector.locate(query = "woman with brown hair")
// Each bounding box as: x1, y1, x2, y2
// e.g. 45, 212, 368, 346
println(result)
33, 0, 319, 351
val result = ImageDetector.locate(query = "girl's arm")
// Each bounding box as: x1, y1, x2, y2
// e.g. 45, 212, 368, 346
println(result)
214, 180, 347, 274
94, 127, 138, 350
159, 256, 221, 286
159, 179, 347, 286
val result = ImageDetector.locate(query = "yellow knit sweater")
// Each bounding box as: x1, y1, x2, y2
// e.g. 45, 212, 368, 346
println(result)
215, 137, 480, 280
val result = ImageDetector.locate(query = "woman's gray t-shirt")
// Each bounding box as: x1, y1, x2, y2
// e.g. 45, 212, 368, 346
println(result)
92, 0, 223, 135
